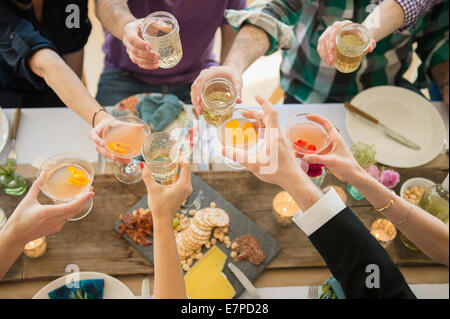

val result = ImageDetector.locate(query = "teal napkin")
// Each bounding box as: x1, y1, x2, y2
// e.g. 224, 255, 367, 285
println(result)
135, 94, 183, 132
319, 276, 346, 299
48, 279, 104, 299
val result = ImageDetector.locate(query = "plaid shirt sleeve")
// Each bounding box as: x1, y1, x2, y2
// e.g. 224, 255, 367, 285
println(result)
396, 0, 446, 31
225, 0, 308, 55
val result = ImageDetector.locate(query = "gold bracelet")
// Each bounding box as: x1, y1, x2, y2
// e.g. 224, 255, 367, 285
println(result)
394, 204, 413, 226
91, 107, 107, 128
375, 199, 394, 213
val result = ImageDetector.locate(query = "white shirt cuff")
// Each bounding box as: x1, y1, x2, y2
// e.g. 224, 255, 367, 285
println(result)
292, 187, 346, 236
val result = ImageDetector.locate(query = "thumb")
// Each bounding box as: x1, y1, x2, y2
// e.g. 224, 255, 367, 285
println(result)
141, 162, 157, 191
53, 189, 94, 219
25, 177, 43, 202
303, 154, 332, 166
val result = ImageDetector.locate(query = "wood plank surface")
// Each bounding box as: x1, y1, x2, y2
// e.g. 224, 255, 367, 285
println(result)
1, 166, 447, 283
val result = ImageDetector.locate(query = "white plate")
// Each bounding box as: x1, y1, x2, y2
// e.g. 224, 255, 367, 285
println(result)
400, 177, 434, 199
0, 108, 9, 154
346, 86, 446, 168
33, 272, 135, 299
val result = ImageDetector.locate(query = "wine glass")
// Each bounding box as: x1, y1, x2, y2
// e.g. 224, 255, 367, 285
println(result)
142, 132, 180, 185
37, 153, 94, 221
286, 113, 330, 173
103, 116, 150, 184
217, 108, 263, 170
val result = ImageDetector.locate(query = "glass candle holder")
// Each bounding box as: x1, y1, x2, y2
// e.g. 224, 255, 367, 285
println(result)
0, 208, 7, 231
201, 77, 237, 126
141, 11, 183, 69
142, 132, 180, 185
24, 237, 47, 258
335, 23, 371, 73
370, 218, 397, 248
272, 191, 300, 227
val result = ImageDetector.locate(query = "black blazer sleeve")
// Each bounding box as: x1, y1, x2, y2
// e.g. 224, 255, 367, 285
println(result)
309, 207, 416, 299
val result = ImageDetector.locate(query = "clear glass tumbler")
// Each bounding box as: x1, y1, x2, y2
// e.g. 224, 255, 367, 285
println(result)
141, 11, 183, 69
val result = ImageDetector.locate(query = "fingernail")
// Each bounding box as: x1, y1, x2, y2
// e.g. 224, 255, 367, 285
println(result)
140, 162, 144, 169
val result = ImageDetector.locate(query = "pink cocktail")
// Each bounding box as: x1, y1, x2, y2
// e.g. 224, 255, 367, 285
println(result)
103, 116, 150, 184
38, 153, 94, 221
287, 114, 330, 173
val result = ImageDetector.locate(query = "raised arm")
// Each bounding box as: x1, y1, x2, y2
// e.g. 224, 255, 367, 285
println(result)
141, 161, 192, 299
94, 0, 159, 69
223, 96, 415, 298
304, 116, 449, 266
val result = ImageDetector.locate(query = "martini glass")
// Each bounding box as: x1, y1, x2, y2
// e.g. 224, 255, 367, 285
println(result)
286, 113, 330, 173
142, 132, 180, 185
103, 116, 150, 184
217, 108, 263, 170
37, 153, 94, 221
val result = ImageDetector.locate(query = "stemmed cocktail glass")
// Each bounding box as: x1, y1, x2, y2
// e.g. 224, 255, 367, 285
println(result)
37, 153, 94, 221
103, 116, 150, 184
217, 108, 263, 170
287, 113, 330, 173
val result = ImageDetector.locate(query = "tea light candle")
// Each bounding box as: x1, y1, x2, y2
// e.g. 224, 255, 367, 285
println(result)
24, 237, 47, 258
370, 218, 397, 247
272, 191, 300, 227
0, 209, 6, 231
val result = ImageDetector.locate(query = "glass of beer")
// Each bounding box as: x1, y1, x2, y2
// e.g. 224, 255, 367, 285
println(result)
335, 23, 371, 73
141, 11, 183, 69
142, 132, 180, 185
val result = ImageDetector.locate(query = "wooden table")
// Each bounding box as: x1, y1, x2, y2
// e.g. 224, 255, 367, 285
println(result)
0, 155, 448, 298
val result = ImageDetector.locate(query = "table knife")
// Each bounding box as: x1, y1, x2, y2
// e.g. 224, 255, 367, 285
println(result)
344, 102, 421, 150
227, 262, 260, 299
7, 108, 21, 167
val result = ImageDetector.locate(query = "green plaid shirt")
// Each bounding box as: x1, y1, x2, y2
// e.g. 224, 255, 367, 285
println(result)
225, 0, 449, 103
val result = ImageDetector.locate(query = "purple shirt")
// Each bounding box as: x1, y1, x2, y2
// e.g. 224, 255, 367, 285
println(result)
102, 0, 246, 86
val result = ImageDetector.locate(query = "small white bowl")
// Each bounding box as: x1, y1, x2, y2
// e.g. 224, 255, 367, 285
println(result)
400, 177, 435, 199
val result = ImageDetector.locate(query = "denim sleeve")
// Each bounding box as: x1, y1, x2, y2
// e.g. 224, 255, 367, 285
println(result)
0, 0, 57, 89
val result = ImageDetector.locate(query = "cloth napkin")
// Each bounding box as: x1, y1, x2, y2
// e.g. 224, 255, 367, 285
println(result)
48, 279, 104, 299
135, 94, 183, 132
318, 276, 346, 299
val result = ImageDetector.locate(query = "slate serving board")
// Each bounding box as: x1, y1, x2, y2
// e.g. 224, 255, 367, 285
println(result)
113, 173, 283, 298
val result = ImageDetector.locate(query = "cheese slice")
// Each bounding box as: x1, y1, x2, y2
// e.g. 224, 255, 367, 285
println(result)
185, 245, 236, 299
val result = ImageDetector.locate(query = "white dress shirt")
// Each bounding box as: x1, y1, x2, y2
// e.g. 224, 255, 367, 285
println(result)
292, 187, 347, 236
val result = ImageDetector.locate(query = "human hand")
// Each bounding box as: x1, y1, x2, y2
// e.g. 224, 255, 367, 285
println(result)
141, 161, 193, 227
4, 180, 94, 247
303, 115, 365, 184
222, 95, 308, 190
123, 20, 160, 70
190, 65, 243, 115
317, 20, 376, 67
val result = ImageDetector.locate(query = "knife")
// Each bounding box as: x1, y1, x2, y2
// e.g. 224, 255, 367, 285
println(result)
7, 108, 21, 167
227, 262, 260, 299
344, 102, 421, 150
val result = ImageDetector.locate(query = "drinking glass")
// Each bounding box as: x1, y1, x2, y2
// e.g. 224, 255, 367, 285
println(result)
141, 11, 183, 69
201, 77, 237, 127
217, 108, 263, 170
37, 153, 94, 221
335, 23, 371, 73
286, 113, 330, 173
103, 116, 150, 184
142, 132, 180, 185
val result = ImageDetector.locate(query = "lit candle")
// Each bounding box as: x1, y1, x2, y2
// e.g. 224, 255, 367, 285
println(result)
272, 191, 300, 227
0, 209, 6, 231
370, 218, 397, 247
24, 237, 47, 258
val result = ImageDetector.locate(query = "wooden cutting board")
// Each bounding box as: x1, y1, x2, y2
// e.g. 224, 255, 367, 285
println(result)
1, 168, 447, 283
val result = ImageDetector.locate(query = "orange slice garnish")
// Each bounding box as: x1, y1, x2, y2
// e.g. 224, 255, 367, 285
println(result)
108, 142, 132, 154
67, 166, 90, 187
225, 119, 239, 129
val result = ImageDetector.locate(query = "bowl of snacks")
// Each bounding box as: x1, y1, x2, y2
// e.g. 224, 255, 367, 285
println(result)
400, 177, 435, 205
